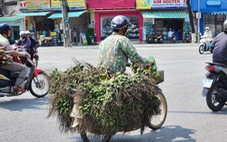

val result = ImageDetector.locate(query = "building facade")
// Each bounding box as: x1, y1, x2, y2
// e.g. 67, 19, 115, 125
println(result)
87, 0, 142, 41
191, 0, 227, 36
0, 0, 190, 43
138, 0, 189, 41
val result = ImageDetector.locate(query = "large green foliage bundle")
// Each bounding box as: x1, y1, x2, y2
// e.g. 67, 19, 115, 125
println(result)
48, 61, 161, 136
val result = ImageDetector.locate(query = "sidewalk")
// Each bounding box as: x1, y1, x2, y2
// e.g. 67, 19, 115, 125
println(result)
40, 41, 199, 49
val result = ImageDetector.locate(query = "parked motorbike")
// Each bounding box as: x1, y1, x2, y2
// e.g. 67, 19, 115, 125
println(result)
41, 37, 53, 46
199, 36, 212, 54
171, 34, 177, 43
90, 34, 97, 45
155, 34, 163, 43
183, 33, 191, 43
146, 34, 153, 43
0, 48, 49, 97
146, 34, 163, 43
202, 62, 227, 111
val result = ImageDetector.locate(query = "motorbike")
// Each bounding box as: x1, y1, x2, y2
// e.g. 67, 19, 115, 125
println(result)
202, 62, 227, 111
171, 34, 177, 43
146, 34, 163, 44
0, 48, 50, 98
199, 36, 212, 54
13, 40, 39, 67
41, 37, 53, 46
80, 57, 167, 142
183, 33, 191, 43
146, 34, 153, 43
90, 34, 97, 45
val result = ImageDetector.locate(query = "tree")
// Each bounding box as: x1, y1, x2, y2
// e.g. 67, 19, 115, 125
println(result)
186, 0, 196, 43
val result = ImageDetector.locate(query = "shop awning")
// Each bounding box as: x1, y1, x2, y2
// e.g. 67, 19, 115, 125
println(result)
48, 11, 86, 19
141, 11, 188, 19
0, 16, 24, 22
16, 12, 50, 17
210, 12, 227, 15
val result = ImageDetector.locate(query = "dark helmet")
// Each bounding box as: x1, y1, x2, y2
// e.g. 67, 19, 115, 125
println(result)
111, 15, 131, 30
224, 20, 227, 32
0, 23, 11, 34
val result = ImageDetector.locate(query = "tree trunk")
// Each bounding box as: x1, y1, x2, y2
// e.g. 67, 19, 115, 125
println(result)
186, 0, 196, 43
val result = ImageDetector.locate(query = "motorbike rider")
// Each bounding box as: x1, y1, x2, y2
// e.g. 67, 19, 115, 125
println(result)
25, 31, 39, 60
211, 20, 227, 64
203, 26, 213, 43
17, 31, 31, 52
70, 15, 154, 128
0, 23, 30, 92
97, 15, 153, 73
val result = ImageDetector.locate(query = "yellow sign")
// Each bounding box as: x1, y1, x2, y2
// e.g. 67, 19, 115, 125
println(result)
136, 0, 151, 9
51, 0, 86, 10
25, 0, 50, 9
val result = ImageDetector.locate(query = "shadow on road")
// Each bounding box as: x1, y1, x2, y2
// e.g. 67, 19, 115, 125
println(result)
169, 108, 227, 115
112, 125, 196, 142
72, 125, 196, 142
0, 97, 48, 111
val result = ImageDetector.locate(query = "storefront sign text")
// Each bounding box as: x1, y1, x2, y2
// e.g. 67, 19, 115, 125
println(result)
23, 0, 50, 9
152, 0, 186, 9
136, 0, 151, 9
51, 0, 86, 10
136, 0, 186, 9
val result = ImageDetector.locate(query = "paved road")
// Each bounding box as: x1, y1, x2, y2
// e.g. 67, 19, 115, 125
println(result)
0, 43, 227, 142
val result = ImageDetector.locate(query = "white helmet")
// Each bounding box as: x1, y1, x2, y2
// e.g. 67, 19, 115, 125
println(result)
25, 30, 30, 35
20, 31, 26, 36
205, 27, 210, 30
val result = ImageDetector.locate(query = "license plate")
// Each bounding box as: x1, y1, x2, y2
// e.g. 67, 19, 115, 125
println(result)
202, 79, 213, 88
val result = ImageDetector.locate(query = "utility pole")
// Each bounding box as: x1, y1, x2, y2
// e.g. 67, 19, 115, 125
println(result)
197, 1, 200, 43
62, 0, 70, 47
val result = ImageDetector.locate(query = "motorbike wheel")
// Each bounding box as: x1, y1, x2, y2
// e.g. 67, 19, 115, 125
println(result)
199, 44, 205, 54
80, 131, 113, 142
147, 92, 167, 130
206, 82, 225, 111
29, 72, 50, 98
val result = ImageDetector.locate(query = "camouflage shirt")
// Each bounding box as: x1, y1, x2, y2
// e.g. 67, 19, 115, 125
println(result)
98, 32, 151, 73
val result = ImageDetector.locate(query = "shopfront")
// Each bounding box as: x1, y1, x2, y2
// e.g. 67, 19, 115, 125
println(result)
19, 0, 53, 39
202, 14, 226, 36
87, 0, 141, 42
191, 0, 227, 36
18, 0, 87, 45
95, 11, 142, 41
137, 0, 189, 42
0, 16, 24, 42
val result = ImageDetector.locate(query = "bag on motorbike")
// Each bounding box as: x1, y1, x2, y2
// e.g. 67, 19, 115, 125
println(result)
0, 47, 13, 65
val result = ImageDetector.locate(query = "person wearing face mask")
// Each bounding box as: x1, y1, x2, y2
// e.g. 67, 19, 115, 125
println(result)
17, 31, 32, 54
97, 15, 153, 74
203, 26, 213, 43
25, 31, 39, 60
0, 23, 30, 92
